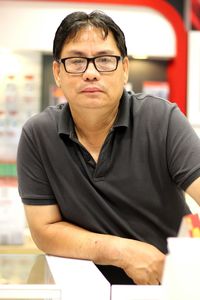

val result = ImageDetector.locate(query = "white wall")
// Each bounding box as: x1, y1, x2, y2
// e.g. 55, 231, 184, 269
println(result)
0, 0, 176, 58
187, 31, 200, 137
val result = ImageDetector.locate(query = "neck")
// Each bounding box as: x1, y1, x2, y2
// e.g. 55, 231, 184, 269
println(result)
70, 106, 118, 161
72, 106, 118, 137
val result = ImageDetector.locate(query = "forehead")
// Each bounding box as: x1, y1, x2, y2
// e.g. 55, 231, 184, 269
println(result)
62, 26, 120, 54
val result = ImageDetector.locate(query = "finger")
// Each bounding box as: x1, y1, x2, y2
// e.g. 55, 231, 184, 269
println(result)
147, 271, 161, 285
147, 278, 160, 285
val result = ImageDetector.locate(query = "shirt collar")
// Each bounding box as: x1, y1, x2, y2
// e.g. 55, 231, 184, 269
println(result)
113, 89, 130, 128
58, 103, 75, 137
57, 89, 131, 136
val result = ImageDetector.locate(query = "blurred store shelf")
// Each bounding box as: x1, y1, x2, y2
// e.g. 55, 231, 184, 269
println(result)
0, 228, 42, 254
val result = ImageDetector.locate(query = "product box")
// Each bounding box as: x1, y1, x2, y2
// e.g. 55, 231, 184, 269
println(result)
178, 213, 200, 237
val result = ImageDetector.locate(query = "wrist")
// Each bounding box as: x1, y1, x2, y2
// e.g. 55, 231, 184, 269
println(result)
92, 234, 125, 268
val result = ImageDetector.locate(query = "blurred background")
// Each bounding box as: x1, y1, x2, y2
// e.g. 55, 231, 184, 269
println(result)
0, 0, 200, 252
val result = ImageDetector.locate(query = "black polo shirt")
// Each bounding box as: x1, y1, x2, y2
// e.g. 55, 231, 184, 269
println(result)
17, 90, 200, 284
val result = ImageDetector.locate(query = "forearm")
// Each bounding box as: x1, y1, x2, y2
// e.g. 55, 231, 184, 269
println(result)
25, 204, 165, 284
30, 219, 123, 268
33, 221, 165, 284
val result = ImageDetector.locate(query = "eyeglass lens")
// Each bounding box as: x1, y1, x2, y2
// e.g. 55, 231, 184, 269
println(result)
63, 56, 119, 73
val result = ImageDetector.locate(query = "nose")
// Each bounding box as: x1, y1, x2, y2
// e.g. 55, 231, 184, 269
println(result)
82, 61, 100, 81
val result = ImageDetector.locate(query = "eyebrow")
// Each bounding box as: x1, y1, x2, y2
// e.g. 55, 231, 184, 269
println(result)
64, 50, 117, 57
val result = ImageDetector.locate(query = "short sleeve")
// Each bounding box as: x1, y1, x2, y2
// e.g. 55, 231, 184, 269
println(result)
166, 106, 200, 190
17, 124, 56, 205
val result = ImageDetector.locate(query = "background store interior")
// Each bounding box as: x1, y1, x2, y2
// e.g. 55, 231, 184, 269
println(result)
0, 0, 200, 248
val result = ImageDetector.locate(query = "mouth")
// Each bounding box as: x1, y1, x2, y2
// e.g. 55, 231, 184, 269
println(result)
81, 87, 103, 93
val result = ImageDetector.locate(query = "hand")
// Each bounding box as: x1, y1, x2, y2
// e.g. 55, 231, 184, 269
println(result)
119, 239, 165, 285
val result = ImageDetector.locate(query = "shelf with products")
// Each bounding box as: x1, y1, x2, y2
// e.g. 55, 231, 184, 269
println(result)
0, 228, 43, 254
0, 162, 17, 177
0, 162, 42, 253
0, 162, 24, 246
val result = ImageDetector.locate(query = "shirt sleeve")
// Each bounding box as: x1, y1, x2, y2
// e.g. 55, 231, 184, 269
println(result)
17, 122, 57, 205
166, 106, 200, 190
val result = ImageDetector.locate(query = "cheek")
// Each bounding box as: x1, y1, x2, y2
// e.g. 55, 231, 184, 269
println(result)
60, 83, 74, 102
60, 77, 77, 95
109, 75, 125, 98
113, 73, 126, 87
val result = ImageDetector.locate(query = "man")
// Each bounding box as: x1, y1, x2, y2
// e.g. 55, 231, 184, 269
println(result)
17, 11, 200, 285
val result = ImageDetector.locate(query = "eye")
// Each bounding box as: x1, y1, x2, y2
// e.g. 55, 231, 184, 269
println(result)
97, 56, 112, 64
71, 58, 86, 65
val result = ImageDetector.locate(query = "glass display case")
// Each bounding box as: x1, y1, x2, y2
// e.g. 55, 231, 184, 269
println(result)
0, 254, 61, 299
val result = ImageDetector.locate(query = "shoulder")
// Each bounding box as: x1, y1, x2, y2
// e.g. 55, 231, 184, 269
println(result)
22, 103, 67, 134
126, 91, 180, 126
124, 91, 186, 137
129, 91, 177, 115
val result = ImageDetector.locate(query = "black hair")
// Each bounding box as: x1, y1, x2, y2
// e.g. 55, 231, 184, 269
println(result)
53, 10, 127, 60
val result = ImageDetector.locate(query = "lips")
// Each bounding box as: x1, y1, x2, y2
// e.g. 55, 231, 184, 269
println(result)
81, 87, 103, 93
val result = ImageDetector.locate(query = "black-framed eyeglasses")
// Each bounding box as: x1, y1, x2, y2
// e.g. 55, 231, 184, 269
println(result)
57, 55, 123, 74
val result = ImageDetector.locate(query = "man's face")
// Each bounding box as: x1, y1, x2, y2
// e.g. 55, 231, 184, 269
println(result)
53, 26, 129, 111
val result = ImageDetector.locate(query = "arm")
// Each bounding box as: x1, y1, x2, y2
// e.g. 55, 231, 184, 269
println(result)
24, 204, 165, 285
185, 177, 200, 206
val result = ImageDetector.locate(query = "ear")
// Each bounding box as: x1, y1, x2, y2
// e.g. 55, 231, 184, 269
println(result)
52, 60, 61, 87
122, 56, 129, 85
